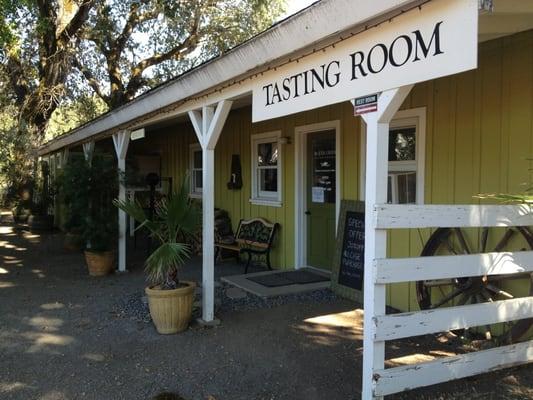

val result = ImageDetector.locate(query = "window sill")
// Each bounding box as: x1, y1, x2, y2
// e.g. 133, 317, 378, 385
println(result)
189, 193, 202, 199
249, 198, 282, 207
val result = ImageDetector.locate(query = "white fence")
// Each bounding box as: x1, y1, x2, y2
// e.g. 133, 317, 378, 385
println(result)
366, 203, 533, 398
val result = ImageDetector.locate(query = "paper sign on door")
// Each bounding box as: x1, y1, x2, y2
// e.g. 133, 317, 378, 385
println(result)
312, 186, 325, 203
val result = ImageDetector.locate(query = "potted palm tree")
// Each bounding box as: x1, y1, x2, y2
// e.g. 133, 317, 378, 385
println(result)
114, 176, 200, 334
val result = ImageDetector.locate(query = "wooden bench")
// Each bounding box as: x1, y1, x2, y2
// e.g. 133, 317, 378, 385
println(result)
215, 217, 279, 274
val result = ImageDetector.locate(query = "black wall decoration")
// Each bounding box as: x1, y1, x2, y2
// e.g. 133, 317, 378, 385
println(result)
227, 154, 243, 190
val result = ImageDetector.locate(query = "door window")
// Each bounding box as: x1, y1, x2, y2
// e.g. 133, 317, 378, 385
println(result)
311, 135, 336, 204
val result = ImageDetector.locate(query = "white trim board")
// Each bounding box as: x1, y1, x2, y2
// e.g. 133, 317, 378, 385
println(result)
250, 130, 283, 206
294, 120, 341, 270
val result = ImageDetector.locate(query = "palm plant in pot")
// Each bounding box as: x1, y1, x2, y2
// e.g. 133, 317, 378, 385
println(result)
114, 176, 200, 334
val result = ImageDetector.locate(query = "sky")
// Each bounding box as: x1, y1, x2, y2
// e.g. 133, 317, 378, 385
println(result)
281, 0, 317, 19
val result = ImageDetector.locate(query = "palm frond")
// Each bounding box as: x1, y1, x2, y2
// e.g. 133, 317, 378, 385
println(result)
476, 193, 533, 204
145, 242, 191, 284
113, 198, 162, 238
113, 172, 201, 286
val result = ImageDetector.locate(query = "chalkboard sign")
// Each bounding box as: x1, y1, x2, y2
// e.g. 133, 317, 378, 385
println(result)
331, 200, 365, 301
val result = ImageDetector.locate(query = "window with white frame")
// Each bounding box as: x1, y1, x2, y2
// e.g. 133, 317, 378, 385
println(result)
359, 108, 425, 204
251, 131, 281, 205
387, 112, 424, 204
189, 144, 202, 197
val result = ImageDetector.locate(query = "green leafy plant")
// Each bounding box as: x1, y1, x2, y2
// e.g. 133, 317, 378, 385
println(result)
59, 153, 118, 251
477, 192, 533, 204
114, 175, 200, 289
31, 160, 53, 217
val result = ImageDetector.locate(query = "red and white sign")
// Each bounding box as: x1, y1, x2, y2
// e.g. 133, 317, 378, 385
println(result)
353, 94, 378, 116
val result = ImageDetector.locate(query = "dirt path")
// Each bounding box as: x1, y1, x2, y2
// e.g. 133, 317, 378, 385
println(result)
0, 213, 531, 400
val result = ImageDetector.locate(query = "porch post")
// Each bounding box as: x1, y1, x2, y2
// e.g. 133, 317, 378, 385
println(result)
83, 141, 94, 163
188, 100, 232, 323
60, 148, 69, 168
112, 131, 131, 273
361, 86, 412, 400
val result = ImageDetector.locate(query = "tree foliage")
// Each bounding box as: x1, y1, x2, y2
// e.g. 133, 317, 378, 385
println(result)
0, 0, 285, 200
74, 0, 285, 108
1, 0, 94, 134
1, 0, 286, 134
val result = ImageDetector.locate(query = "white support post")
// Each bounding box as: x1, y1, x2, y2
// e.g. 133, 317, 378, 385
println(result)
188, 100, 232, 323
59, 148, 69, 168
113, 131, 131, 273
361, 86, 412, 400
83, 141, 94, 163
202, 148, 216, 321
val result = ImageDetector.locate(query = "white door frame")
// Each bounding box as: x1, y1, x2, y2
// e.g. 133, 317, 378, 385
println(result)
294, 120, 341, 270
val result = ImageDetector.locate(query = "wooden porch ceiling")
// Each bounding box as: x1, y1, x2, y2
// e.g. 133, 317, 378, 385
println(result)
479, 0, 533, 42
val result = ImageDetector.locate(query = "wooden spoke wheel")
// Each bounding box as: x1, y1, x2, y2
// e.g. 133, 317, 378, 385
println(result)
416, 226, 533, 344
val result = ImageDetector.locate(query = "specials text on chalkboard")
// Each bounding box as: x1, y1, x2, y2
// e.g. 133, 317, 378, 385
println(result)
331, 200, 365, 301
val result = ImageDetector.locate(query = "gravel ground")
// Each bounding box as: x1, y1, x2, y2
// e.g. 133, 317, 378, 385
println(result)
1, 212, 532, 400
116, 284, 340, 325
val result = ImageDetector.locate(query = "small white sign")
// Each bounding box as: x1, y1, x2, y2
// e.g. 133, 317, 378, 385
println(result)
252, 0, 478, 122
312, 186, 325, 203
130, 128, 145, 141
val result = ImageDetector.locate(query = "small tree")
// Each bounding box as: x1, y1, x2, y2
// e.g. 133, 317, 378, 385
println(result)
60, 153, 118, 251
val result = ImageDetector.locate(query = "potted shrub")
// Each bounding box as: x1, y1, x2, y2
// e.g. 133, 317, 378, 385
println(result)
28, 161, 54, 231
59, 155, 89, 251
114, 176, 200, 334
83, 155, 118, 276
60, 154, 118, 275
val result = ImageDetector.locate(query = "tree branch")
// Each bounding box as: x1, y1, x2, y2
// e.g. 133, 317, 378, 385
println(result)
4, 53, 29, 106
124, 11, 202, 98
72, 57, 109, 104
113, 0, 157, 55
59, 0, 95, 42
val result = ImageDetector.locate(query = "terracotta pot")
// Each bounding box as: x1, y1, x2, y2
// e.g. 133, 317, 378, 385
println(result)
84, 250, 114, 277
145, 282, 196, 334
64, 232, 83, 251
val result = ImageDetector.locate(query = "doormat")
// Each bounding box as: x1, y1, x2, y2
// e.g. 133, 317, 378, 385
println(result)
247, 270, 329, 287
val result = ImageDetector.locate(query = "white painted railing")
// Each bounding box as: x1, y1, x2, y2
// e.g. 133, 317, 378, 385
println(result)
374, 341, 533, 397
367, 203, 533, 398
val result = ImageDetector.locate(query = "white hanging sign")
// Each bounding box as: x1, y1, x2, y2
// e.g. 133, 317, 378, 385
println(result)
252, 0, 478, 122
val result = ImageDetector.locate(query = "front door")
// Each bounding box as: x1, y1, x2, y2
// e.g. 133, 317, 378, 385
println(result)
306, 130, 336, 270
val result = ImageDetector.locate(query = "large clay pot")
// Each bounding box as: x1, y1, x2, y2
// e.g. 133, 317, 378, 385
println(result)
84, 250, 114, 276
28, 214, 54, 231
145, 282, 195, 334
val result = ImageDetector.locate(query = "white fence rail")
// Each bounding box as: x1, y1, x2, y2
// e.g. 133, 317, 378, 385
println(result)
374, 250, 533, 284
374, 204, 533, 229
366, 203, 533, 399
374, 296, 533, 341
374, 340, 533, 397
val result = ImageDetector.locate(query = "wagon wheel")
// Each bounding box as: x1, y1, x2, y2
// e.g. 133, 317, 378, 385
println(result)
416, 226, 533, 344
